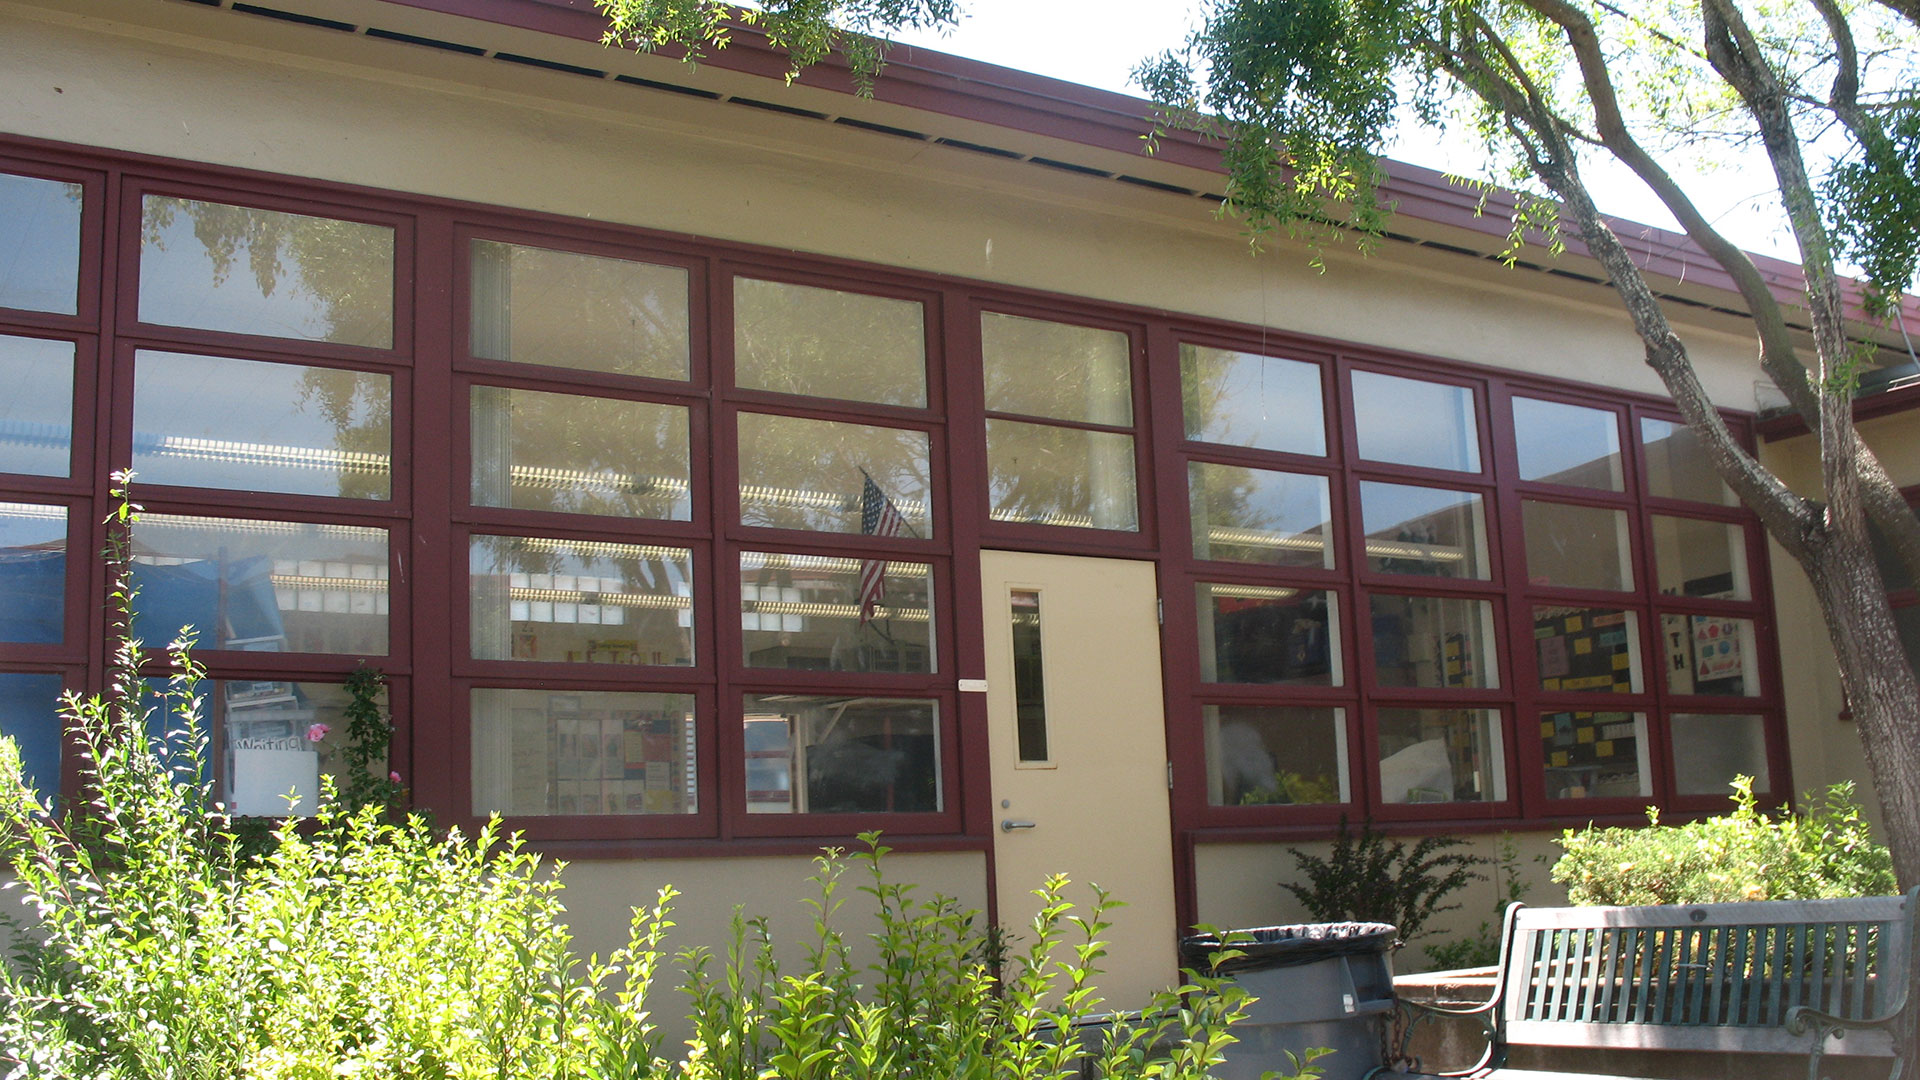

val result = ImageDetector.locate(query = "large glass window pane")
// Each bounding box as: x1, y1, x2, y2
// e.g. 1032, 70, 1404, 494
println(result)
218, 680, 390, 817
1652, 515, 1751, 600
470, 689, 697, 817
1369, 594, 1500, 689
738, 412, 931, 536
1640, 418, 1736, 505
0, 172, 81, 314
133, 351, 390, 499
981, 313, 1131, 424
741, 695, 940, 814
1540, 711, 1650, 800
1533, 606, 1642, 693
0, 502, 66, 644
735, 278, 925, 407
1660, 614, 1761, 696
740, 551, 933, 673
1204, 705, 1348, 806
469, 239, 689, 381
1189, 463, 1332, 568
986, 420, 1136, 531
1196, 584, 1341, 686
1179, 344, 1324, 455
1377, 707, 1505, 803
1512, 398, 1623, 490
469, 536, 693, 666
0, 672, 64, 798
1522, 500, 1633, 591
0, 335, 74, 478
1669, 713, 1770, 796
130, 514, 389, 656
1352, 371, 1481, 472
139, 196, 394, 348
1360, 482, 1489, 579
471, 386, 690, 520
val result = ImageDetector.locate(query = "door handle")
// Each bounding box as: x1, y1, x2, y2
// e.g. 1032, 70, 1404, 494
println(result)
1000, 819, 1036, 832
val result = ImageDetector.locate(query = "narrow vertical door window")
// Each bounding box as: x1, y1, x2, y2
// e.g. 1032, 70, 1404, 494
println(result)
1011, 589, 1048, 762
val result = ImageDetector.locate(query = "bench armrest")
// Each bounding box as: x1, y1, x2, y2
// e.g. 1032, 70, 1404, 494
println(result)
1366, 996, 1504, 1079
1784, 1006, 1904, 1080
1784, 1003, 1901, 1041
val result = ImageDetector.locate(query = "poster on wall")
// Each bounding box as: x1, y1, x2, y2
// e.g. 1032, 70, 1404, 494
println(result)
1691, 615, 1744, 683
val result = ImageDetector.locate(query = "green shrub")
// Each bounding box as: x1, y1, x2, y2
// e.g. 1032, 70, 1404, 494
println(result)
1550, 776, 1896, 905
1281, 818, 1485, 948
0, 477, 1309, 1079
1423, 833, 1531, 971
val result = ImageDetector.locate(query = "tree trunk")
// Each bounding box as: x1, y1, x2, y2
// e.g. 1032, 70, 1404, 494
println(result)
1801, 541, 1920, 891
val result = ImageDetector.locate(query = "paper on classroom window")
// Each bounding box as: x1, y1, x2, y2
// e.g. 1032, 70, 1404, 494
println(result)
231, 748, 319, 816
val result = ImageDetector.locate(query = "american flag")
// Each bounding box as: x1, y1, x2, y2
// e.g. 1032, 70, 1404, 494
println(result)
858, 473, 906, 623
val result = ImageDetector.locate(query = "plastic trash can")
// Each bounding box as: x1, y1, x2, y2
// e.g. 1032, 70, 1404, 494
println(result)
1179, 922, 1399, 1080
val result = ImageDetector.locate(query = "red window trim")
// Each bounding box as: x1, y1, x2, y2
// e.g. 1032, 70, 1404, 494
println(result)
0, 132, 1792, 862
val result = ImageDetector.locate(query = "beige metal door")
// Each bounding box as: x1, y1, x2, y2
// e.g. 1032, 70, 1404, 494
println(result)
980, 549, 1177, 1010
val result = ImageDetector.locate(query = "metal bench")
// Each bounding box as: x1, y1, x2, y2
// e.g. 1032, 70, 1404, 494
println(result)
1377, 888, 1919, 1080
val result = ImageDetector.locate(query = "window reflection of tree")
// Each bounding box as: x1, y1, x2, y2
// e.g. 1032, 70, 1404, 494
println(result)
985, 421, 1134, 529
734, 279, 925, 407
292, 366, 392, 501
738, 413, 930, 535
981, 315, 1134, 529
140, 198, 397, 500
470, 240, 688, 381
141, 197, 393, 349
470, 386, 691, 520
1189, 463, 1302, 562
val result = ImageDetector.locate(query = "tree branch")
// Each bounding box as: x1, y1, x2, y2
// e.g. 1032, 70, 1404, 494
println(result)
1521, 0, 1920, 592
1868, 0, 1920, 32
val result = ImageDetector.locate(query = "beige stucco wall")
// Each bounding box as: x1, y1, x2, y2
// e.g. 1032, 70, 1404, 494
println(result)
2, 0, 1770, 410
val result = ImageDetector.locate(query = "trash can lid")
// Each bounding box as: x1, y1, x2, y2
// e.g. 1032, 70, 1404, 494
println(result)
1180, 922, 1398, 974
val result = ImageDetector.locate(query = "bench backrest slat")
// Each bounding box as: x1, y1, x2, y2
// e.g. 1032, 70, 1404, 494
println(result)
1597, 923, 1624, 1023
1526, 926, 1550, 1021
1495, 890, 1916, 1050
1704, 925, 1726, 1025
1784, 922, 1805, 1023
1566, 926, 1582, 1014
1850, 922, 1866, 1014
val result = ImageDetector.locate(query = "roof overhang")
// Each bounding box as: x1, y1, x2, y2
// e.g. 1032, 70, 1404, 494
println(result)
64, 0, 1920, 371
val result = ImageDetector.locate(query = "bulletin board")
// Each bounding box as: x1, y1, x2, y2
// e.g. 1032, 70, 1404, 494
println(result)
1534, 608, 1636, 694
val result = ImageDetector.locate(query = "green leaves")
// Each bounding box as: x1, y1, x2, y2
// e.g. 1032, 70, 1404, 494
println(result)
1280, 817, 1487, 948
593, 0, 959, 92
1551, 777, 1897, 906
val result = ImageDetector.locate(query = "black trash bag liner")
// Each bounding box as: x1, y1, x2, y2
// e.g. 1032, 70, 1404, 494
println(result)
1179, 922, 1398, 975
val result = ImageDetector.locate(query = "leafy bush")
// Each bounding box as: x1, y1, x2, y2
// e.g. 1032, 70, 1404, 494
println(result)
1282, 818, 1486, 947
0, 479, 1305, 1079
1423, 834, 1531, 971
1551, 776, 1896, 905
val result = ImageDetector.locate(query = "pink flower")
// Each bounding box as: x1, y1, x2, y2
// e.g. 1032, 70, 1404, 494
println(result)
306, 723, 331, 744
389, 771, 402, 784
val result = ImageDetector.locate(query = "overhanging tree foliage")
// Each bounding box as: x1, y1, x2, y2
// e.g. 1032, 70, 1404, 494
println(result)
594, 1, 1920, 894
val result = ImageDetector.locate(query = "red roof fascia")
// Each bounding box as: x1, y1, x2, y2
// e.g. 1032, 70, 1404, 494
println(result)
380, 0, 1918, 331
384, 0, 1225, 169
1756, 378, 1920, 440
